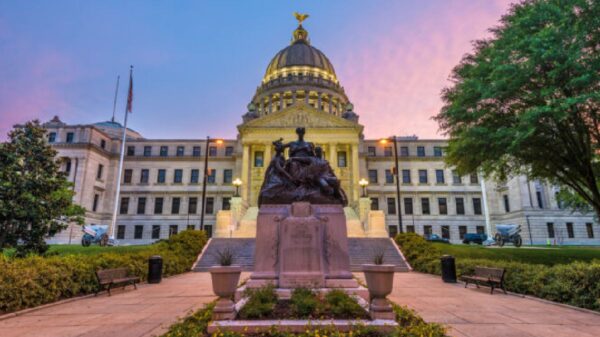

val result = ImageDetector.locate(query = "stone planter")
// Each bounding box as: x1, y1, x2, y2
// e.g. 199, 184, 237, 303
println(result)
363, 264, 395, 320
209, 266, 242, 320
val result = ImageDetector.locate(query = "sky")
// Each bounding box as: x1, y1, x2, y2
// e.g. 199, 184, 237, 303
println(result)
0, 0, 514, 140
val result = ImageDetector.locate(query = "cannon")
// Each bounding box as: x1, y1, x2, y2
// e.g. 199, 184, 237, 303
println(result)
494, 224, 523, 247
81, 225, 109, 247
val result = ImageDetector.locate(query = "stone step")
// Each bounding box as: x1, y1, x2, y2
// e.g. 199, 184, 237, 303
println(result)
193, 238, 410, 272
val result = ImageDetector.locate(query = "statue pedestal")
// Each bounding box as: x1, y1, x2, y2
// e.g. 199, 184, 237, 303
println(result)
248, 202, 357, 289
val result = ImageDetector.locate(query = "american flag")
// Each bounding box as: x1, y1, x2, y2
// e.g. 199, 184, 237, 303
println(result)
126, 67, 133, 113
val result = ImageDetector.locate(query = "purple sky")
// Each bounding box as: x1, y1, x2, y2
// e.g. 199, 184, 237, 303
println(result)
0, 0, 513, 140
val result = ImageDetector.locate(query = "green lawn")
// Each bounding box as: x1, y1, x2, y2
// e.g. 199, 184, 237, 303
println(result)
3, 244, 150, 257
432, 243, 600, 266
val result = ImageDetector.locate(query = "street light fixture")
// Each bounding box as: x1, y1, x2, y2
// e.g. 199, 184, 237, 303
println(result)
379, 135, 403, 234
233, 178, 242, 197
200, 136, 223, 232
359, 178, 369, 197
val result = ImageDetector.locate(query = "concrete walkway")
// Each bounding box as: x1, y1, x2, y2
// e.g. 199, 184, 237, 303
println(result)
387, 272, 600, 337
1, 272, 598, 337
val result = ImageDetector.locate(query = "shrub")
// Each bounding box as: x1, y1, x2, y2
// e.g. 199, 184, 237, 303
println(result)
323, 289, 366, 318
238, 284, 278, 319
0, 230, 207, 314
290, 287, 319, 318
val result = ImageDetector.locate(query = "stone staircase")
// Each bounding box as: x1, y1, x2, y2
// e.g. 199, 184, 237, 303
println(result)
193, 238, 410, 272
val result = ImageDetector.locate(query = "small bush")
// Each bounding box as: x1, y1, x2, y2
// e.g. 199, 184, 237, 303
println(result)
324, 289, 366, 318
290, 287, 319, 318
237, 284, 278, 319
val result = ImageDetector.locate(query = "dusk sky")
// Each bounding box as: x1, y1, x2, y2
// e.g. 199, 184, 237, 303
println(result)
0, 0, 513, 140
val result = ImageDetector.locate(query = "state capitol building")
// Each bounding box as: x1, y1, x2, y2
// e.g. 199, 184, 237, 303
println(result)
43, 20, 599, 245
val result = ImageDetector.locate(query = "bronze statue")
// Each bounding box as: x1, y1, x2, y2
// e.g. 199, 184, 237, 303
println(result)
258, 127, 348, 207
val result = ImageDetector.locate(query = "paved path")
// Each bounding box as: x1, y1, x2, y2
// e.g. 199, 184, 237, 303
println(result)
386, 272, 600, 337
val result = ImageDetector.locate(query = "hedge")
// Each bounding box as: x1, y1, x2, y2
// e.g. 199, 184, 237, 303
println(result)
395, 233, 600, 311
0, 230, 207, 314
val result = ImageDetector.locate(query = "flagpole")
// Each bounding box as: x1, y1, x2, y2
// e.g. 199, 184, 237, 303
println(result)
109, 66, 133, 242
111, 75, 120, 123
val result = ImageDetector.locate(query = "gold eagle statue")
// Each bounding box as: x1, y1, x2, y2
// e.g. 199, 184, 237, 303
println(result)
294, 12, 309, 25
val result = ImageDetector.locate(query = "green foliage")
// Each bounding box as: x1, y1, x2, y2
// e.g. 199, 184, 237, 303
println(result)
393, 304, 447, 337
0, 230, 207, 314
290, 287, 319, 318
0, 120, 86, 256
372, 248, 385, 265
215, 247, 234, 266
323, 289, 366, 319
434, 0, 600, 218
162, 302, 215, 337
395, 233, 600, 311
238, 284, 278, 319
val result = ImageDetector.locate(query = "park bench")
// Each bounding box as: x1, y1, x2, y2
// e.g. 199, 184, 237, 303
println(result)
460, 266, 506, 294
95, 268, 140, 296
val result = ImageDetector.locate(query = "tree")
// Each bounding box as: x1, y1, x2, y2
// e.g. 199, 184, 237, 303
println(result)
435, 0, 600, 218
0, 120, 85, 256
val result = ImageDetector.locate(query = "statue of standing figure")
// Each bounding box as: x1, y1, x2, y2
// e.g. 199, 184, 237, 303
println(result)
258, 127, 348, 207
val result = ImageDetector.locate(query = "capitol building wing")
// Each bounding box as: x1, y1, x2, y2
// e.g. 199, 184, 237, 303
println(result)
43, 20, 599, 245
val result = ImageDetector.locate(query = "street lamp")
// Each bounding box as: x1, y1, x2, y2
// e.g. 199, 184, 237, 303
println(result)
233, 178, 242, 197
379, 136, 403, 234
359, 178, 369, 197
200, 136, 223, 232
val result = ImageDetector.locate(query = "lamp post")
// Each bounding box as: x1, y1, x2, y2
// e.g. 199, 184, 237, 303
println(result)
359, 178, 369, 197
200, 137, 223, 232
233, 178, 242, 197
379, 136, 403, 234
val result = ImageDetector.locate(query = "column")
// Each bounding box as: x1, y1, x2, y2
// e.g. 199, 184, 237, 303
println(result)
241, 144, 250, 201
305, 90, 310, 104
351, 144, 360, 202
328, 143, 337, 169
338, 101, 342, 113
260, 100, 265, 115
317, 92, 322, 110
292, 91, 297, 104
264, 142, 272, 167
328, 95, 333, 114
268, 96, 273, 114
279, 92, 284, 110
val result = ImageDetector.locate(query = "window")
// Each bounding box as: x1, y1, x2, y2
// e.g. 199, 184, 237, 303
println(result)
100, 139, 106, 149
423, 225, 432, 236
566, 222, 574, 238
188, 197, 198, 214
452, 171, 461, 184
207, 169, 216, 184
384, 146, 392, 157
137, 197, 146, 215
187, 224, 195, 231
417, 146, 425, 157
157, 169, 166, 183
92, 194, 99, 212
470, 173, 478, 184
152, 225, 160, 239
209, 146, 217, 157
403, 198, 413, 215
476, 226, 485, 235
117, 225, 125, 240
66, 132, 74, 143
254, 151, 264, 167
367, 146, 376, 157
459, 226, 467, 240
154, 197, 164, 214
174, 169, 183, 183
222, 197, 231, 210
169, 225, 178, 237
441, 226, 450, 239
160, 146, 168, 157
65, 160, 71, 174
473, 198, 482, 215
406, 225, 415, 233
400, 146, 409, 157
368, 170, 378, 184
418, 170, 428, 184
385, 169, 394, 184
435, 169, 445, 184
433, 146, 443, 157
127, 146, 135, 156
456, 197, 465, 215
536, 190, 544, 208
438, 198, 447, 215
337, 151, 347, 167
225, 146, 234, 156
547, 222, 555, 238
370, 197, 379, 211
503, 195, 510, 212
124, 169, 133, 184
176, 146, 184, 156
388, 225, 398, 238
190, 169, 200, 183
171, 197, 181, 214
387, 197, 396, 215
134, 225, 143, 239
120, 197, 129, 214
144, 146, 152, 157
48, 132, 56, 143
206, 197, 214, 214
140, 169, 149, 184
421, 198, 430, 215
97, 164, 104, 180
586, 223, 594, 238
223, 169, 233, 184
193, 146, 201, 157
402, 169, 411, 184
